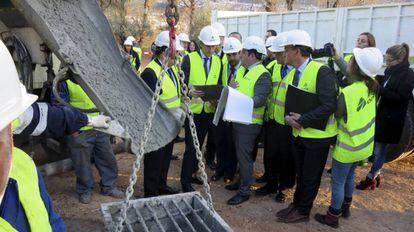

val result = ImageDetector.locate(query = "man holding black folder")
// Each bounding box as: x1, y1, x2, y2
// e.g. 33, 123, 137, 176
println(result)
180, 25, 223, 192
276, 30, 338, 223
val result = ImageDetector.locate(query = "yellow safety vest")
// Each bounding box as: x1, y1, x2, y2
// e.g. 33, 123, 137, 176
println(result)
221, 53, 227, 65
269, 65, 296, 123
133, 46, 142, 61
235, 64, 270, 125
344, 54, 353, 62
188, 51, 221, 114
143, 60, 182, 109
290, 61, 338, 138
333, 81, 375, 163
0, 148, 52, 232
221, 62, 246, 87
66, 80, 99, 131
266, 60, 277, 70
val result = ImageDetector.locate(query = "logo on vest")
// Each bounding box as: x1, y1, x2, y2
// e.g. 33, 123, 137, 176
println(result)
357, 97, 367, 112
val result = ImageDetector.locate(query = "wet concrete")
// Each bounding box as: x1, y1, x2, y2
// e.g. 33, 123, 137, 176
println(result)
11, 0, 181, 153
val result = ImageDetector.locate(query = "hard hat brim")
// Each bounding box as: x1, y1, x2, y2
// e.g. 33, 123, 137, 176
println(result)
268, 46, 284, 53
0, 84, 38, 131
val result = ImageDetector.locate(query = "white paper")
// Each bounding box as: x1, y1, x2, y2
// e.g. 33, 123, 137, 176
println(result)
213, 86, 253, 125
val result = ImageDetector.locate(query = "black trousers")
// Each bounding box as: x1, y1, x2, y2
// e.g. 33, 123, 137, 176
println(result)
144, 141, 174, 197
205, 124, 217, 163
180, 113, 213, 187
292, 136, 334, 215
214, 120, 237, 179
263, 120, 296, 189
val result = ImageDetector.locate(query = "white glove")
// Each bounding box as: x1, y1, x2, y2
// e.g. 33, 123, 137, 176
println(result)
88, 115, 111, 129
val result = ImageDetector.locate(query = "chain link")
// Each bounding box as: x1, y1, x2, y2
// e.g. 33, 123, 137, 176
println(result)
176, 67, 215, 211
115, 47, 216, 232
115, 55, 169, 232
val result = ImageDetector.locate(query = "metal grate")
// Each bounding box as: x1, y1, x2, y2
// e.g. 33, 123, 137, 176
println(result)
101, 192, 233, 232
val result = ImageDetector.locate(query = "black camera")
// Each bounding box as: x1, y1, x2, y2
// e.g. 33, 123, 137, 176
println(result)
312, 42, 335, 58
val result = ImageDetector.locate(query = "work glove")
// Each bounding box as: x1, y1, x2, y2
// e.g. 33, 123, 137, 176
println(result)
88, 115, 111, 129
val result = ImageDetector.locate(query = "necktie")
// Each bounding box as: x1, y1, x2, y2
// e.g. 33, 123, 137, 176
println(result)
281, 65, 288, 78
203, 57, 209, 76
167, 69, 178, 89
229, 65, 236, 84
292, 69, 301, 87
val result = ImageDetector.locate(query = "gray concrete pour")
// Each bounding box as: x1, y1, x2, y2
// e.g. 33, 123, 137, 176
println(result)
11, 0, 182, 153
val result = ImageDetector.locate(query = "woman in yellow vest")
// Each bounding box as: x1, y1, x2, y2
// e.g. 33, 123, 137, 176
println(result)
123, 39, 140, 72
140, 31, 183, 197
315, 47, 383, 228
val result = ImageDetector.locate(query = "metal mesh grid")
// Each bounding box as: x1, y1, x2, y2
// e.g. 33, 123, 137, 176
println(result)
101, 192, 232, 232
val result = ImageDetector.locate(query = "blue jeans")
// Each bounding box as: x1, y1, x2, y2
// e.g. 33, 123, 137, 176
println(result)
368, 143, 388, 179
331, 159, 357, 210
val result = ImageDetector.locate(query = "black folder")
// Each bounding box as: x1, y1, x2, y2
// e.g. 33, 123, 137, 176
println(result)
285, 84, 329, 130
194, 85, 224, 101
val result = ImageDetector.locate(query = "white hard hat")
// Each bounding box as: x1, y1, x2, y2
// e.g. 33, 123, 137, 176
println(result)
178, 33, 190, 43
124, 39, 133, 46
155, 31, 170, 47
223, 37, 242, 54
280, 30, 313, 49
353, 47, 383, 78
212, 22, 226, 37
0, 40, 37, 131
176, 39, 185, 51
126, 36, 136, 42
243, 36, 267, 56
198, 25, 220, 46
269, 32, 288, 53
265, 36, 277, 48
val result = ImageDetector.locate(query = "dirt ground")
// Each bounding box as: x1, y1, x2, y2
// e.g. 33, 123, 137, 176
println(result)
44, 132, 414, 232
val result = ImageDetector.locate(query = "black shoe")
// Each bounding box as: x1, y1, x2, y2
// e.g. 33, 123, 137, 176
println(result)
159, 186, 179, 195
278, 209, 309, 223
223, 175, 234, 184
276, 203, 295, 217
275, 191, 286, 203
255, 184, 278, 196
227, 193, 250, 205
206, 161, 217, 170
225, 182, 239, 191
211, 173, 223, 181
256, 175, 267, 184
191, 177, 204, 185
181, 184, 195, 193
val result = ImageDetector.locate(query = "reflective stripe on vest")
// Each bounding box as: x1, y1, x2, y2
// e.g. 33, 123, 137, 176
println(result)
235, 64, 270, 125
188, 51, 221, 114
290, 61, 338, 138
66, 80, 99, 131
333, 81, 376, 163
272, 68, 295, 124
7, 148, 52, 232
144, 60, 182, 109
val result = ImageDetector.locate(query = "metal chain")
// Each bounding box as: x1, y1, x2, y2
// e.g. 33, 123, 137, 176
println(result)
115, 55, 170, 232
176, 67, 215, 212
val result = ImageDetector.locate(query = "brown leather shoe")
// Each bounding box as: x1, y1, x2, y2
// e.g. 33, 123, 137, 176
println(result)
276, 203, 295, 218
277, 208, 309, 223
375, 174, 382, 188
